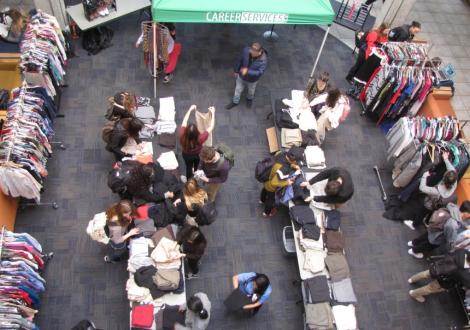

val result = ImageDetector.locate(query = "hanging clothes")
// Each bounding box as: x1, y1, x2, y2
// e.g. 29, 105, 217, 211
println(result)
0, 229, 47, 329
0, 86, 55, 202
20, 11, 68, 98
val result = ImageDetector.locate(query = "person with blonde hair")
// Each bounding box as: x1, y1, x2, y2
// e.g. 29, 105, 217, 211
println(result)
104, 200, 140, 263
183, 178, 208, 217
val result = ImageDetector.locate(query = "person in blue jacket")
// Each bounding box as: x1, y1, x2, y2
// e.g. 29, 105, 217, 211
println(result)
231, 272, 272, 315
226, 42, 268, 110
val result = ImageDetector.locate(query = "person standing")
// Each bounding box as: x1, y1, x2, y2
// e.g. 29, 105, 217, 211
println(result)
177, 224, 207, 279
198, 146, 232, 202
346, 23, 390, 83
226, 42, 268, 110
388, 21, 421, 42
179, 105, 215, 180
408, 249, 470, 303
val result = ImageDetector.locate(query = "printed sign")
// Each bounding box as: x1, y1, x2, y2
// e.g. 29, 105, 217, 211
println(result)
206, 11, 289, 24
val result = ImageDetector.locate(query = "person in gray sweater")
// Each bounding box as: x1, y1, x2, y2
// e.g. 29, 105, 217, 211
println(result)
408, 201, 470, 259
175, 292, 211, 330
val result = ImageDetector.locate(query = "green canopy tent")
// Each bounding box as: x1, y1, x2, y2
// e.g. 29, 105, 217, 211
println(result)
150, 0, 335, 95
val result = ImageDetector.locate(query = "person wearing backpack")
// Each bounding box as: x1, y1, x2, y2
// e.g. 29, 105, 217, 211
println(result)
103, 117, 144, 161
260, 147, 305, 217
177, 224, 207, 279
198, 146, 232, 202
179, 105, 215, 180
346, 23, 390, 84
231, 272, 272, 315
103, 200, 141, 263
408, 249, 470, 303
407, 202, 470, 259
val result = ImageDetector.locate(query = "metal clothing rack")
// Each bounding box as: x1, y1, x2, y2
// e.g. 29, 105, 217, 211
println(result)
0, 83, 63, 210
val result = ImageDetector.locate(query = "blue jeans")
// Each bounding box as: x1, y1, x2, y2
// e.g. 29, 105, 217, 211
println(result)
233, 75, 258, 104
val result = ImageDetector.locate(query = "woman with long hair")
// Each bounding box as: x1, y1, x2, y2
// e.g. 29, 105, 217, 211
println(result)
0, 8, 26, 43
179, 105, 215, 179
232, 272, 272, 315
104, 200, 140, 263
346, 22, 390, 83
106, 91, 136, 120
177, 224, 207, 279
105, 117, 144, 160
183, 178, 208, 217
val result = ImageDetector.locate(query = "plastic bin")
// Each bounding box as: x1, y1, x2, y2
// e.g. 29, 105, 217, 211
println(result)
282, 226, 296, 257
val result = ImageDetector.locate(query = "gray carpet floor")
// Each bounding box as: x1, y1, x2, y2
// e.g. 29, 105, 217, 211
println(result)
14, 14, 466, 330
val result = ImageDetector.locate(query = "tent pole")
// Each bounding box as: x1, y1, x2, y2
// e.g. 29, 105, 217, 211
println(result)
153, 22, 157, 99
307, 24, 330, 89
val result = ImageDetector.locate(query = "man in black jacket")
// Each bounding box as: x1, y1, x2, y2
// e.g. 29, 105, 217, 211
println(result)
388, 21, 421, 42
408, 249, 470, 302
307, 167, 354, 206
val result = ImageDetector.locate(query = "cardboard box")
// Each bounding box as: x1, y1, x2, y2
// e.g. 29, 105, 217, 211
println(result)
266, 127, 280, 153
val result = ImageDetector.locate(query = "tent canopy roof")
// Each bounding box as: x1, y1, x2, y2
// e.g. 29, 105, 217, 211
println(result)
152, 0, 334, 25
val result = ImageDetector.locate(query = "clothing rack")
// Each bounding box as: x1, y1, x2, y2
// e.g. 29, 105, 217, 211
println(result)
0, 83, 62, 209
0, 226, 5, 258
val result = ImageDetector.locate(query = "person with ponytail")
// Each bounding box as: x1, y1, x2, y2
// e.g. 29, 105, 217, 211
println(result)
232, 272, 272, 315
105, 92, 137, 120
175, 292, 211, 330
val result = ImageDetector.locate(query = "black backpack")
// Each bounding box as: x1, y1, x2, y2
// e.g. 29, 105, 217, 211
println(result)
107, 161, 135, 195
255, 156, 276, 183
195, 201, 217, 226
82, 26, 114, 56
429, 255, 458, 279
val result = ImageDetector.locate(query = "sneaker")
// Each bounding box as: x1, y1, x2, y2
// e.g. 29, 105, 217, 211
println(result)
403, 220, 416, 230
186, 272, 199, 280
246, 99, 253, 108
104, 256, 112, 263
262, 208, 277, 217
408, 277, 414, 284
180, 175, 187, 183
409, 290, 425, 303
225, 102, 238, 110
163, 74, 173, 84
258, 200, 264, 204
408, 248, 424, 259
407, 240, 414, 247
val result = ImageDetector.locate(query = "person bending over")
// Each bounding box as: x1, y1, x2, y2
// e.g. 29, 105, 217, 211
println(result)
388, 21, 421, 42
408, 201, 470, 259
104, 200, 140, 263
105, 117, 144, 161
175, 293, 211, 330
308, 167, 354, 207
232, 272, 272, 315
